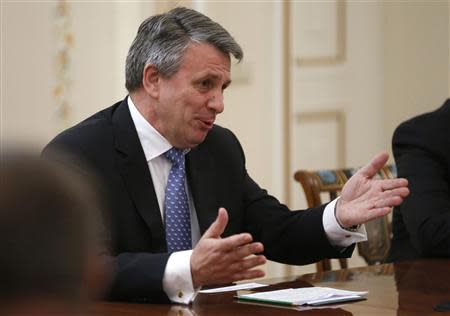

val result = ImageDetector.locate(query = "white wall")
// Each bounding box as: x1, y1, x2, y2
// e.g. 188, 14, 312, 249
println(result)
2, 2, 55, 150
290, 1, 388, 274
382, 1, 450, 150
201, 2, 282, 199
1, 2, 154, 150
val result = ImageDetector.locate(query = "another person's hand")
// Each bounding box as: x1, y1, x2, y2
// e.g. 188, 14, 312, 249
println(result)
190, 208, 266, 288
336, 152, 409, 228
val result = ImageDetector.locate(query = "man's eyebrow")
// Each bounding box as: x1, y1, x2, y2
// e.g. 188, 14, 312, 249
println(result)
206, 74, 225, 81
199, 73, 232, 87
223, 80, 232, 88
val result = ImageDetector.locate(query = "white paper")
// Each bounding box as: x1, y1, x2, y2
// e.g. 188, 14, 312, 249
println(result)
199, 282, 267, 293
237, 286, 368, 306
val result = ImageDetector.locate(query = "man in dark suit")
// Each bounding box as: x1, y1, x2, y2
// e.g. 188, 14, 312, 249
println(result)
389, 99, 450, 262
43, 7, 409, 303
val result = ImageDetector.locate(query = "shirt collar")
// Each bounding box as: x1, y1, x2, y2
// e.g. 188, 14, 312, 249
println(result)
127, 96, 172, 162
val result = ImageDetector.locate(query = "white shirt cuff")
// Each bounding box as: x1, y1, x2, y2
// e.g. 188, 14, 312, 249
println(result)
323, 197, 367, 248
162, 250, 199, 304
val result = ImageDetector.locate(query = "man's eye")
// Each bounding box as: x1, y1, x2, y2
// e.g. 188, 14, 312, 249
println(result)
200, 80, 212, 89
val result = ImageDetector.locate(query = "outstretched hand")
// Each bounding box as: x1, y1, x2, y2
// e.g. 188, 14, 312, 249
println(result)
190, 208, 266, 288
336, 152, 409, 228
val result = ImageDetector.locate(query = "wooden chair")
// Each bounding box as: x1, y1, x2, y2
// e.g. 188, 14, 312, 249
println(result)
293, 164, 396, 272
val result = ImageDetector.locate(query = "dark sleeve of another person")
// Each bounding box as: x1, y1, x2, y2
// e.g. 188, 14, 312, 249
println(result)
392, 109, 450, 258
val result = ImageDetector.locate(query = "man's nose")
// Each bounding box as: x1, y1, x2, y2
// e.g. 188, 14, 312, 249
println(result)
207, 91, 224, 113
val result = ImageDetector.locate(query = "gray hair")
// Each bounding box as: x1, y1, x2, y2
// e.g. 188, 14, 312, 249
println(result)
125, 7, 243, 92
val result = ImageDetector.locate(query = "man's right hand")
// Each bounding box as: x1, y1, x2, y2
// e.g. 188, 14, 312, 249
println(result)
190, 208, 266, 288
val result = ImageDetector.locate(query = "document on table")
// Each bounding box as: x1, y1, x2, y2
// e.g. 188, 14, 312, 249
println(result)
199, 282, 267, 293
236, 286, 368, 306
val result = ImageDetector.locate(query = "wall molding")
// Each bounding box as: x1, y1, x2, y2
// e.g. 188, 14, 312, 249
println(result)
53, 0, 74, 121
295, 110, 346, 167
295, 0, 346, 67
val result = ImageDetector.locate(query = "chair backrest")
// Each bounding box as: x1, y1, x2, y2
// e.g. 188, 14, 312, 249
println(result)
294, 164, 396, 271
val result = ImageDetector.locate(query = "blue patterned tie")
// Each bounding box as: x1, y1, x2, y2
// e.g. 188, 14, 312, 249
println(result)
164, 148, 192, 252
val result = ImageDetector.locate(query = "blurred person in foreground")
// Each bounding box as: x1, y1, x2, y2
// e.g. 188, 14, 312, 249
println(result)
0, 153, 110, 316
43, 7, 409, 304
389, 99, 450, 261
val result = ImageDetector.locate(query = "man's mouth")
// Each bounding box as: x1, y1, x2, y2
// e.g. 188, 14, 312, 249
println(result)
198, 118, 215, 129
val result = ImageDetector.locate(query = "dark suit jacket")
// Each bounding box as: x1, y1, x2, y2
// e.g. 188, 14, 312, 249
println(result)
43, 98, 353, 302
389, 99, 450, 262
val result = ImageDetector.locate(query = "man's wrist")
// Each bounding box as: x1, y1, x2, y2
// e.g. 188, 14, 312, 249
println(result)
334, 199, 360, 232
162, 250, 197, 304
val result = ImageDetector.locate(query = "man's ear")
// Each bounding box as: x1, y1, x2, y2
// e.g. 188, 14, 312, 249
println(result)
142, 64, 160, 98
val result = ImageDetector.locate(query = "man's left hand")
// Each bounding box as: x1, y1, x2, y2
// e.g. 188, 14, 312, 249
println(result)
336, 152, 409, 228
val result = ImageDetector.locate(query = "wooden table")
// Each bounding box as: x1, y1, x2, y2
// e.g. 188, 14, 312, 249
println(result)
89, 259, 450, 315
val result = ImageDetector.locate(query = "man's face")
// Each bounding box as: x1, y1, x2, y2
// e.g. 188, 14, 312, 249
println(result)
153, 42, 231, 149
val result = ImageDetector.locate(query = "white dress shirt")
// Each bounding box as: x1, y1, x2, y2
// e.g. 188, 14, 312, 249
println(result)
127, 96, 367, 304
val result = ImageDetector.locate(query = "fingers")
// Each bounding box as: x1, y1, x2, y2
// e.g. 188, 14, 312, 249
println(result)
191, 208, 267, 287
210, 236, 263, 265
376, 185, 410, 199
386, 186, 410, 198
375, 195, 404, 208
376, 186, 409, 207
365, 188, 407, 209
365, 206, 392, 222
228, 254, 266, 272
191, 235, 266, 287
339, 184, 408, 226
226, 241, 264, 261
227, 256, 267, 283
220, 233, 260, 252
381, 178, 409, 191
203, 207, 263, 252
203, 207, 228, 238
231, 267, 266, 283
358, 152, 389, 179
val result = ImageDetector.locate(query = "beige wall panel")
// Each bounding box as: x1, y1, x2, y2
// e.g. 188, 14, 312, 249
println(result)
1, 2, 157, 150
289, 2, 385, 274
68, 2, 156, 130
202, 2, 281, 197
2, 2, 55, 149
382, 1, 450, 150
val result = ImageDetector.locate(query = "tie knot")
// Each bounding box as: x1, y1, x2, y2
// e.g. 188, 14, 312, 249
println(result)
164, 147, 185, 166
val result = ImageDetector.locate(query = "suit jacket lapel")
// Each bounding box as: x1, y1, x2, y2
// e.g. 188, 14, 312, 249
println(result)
186, 144, 219, 234
112, 100, 166, 252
